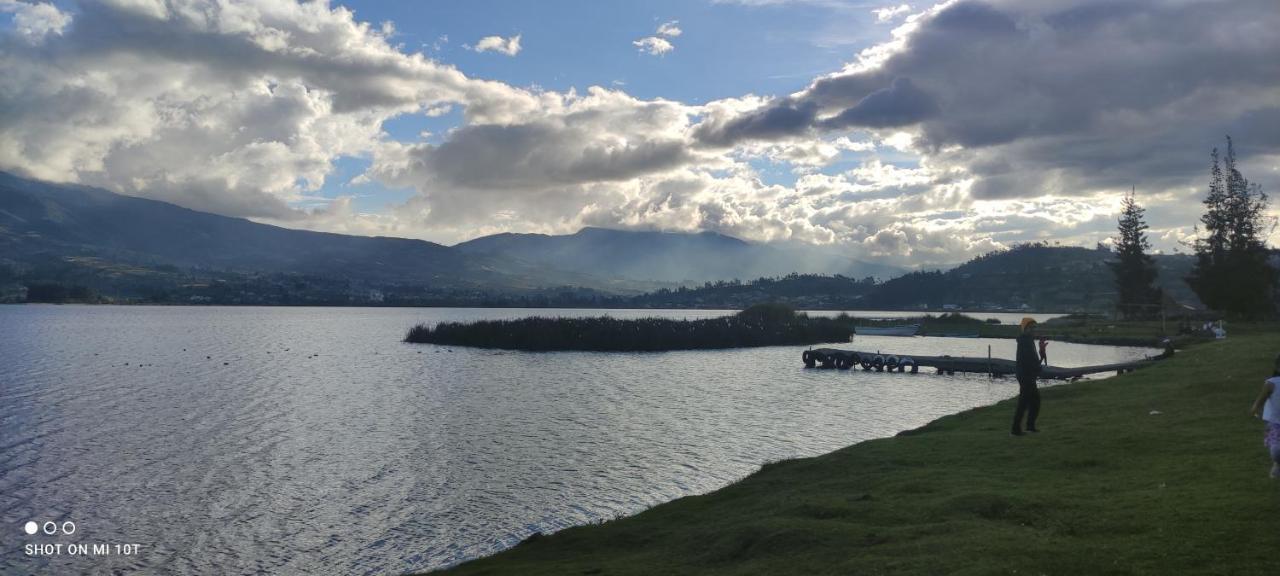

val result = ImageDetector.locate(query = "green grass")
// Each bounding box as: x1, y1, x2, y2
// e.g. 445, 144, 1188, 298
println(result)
437, 329, 1280, 575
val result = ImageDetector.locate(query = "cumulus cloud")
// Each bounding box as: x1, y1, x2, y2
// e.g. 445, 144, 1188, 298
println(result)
0, 0, 70, 41
873, 4, 912, 22
696, 0, 1280, 201
633, 20, 682, 56
472, 33, 521, 56
0, 0, 541, 219
2, 0, 1277, 268
364, 87, 708, 236
632, 36, 673, 56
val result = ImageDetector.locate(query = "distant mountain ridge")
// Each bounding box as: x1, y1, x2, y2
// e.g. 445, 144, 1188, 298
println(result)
2, 172, 1213, 312
619, 246, 1207, 314
0, 172, 897, 303
0, 172, 581, 291
455, 227, 903, 284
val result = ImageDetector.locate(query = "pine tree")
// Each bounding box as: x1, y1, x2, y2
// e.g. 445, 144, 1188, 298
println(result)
1109, 189, 1161, 319
1187, 137, 1276, 318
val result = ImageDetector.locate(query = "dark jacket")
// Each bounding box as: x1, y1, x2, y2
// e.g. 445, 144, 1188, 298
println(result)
1016, 333, 1041, 380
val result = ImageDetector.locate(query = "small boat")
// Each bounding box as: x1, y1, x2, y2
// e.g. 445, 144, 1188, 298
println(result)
855, 324, 920, 336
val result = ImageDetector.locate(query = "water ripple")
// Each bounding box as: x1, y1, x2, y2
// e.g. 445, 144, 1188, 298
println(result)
0, 306, 1153, 574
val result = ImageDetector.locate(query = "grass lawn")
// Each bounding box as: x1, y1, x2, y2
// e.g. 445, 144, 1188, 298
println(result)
438, 329, 1280, 575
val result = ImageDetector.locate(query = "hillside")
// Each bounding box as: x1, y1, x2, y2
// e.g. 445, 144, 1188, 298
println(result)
857, 243, 1201, 312
0, 172, 636, 303
455, 228, 902, 284
608, 245, 1203, 313
0, 173, 1215, 311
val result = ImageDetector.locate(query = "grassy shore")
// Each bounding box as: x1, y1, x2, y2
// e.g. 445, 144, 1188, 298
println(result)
438, 328, 1280, 575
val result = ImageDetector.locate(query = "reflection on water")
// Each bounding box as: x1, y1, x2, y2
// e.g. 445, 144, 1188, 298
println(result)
0, 306, 1149, 574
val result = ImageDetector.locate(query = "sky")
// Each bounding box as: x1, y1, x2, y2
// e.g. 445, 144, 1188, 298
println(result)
1, 0, 1278, 268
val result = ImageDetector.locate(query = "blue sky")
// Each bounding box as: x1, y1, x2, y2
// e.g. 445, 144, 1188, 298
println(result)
357, 1, 867, 102
320, 0, 902, 211
4, 0, 1277, 265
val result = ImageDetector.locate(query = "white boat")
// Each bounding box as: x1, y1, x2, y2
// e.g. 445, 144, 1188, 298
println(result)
855, 324, 920, 336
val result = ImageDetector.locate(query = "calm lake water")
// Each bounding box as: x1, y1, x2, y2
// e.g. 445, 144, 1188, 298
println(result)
1, 306, 1152, 575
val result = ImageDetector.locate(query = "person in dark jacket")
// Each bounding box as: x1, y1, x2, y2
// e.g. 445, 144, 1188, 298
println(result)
1012, 317, 1042, 436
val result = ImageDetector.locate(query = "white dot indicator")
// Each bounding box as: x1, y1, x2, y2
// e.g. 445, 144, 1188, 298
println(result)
24, 521, 38, 535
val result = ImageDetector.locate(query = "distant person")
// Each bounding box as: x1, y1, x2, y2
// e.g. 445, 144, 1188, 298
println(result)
1248, 354, 1280, 479
1038, 336, 1049, 366
1012, 318, 1042, 436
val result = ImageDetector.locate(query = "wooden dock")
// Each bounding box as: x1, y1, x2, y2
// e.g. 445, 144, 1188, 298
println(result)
802, 348, 1161, 379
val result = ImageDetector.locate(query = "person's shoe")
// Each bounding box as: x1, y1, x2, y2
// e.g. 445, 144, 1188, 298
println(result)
1026, 427, 1040, 433
1010, 429, 1024, 436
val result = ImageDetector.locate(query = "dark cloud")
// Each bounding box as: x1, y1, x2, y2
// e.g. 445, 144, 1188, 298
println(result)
693, 99, 818, 147
818, 77, 938, 130
416, 122, 691, 189
694, 0, 1280, 202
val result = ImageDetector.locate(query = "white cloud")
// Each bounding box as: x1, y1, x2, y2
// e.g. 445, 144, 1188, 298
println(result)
834, 136, 876, 152
424, 104, 453, 117
632, 36, 673, 56
872, 4, 911, 23
634, 20, 682, 56
0, 0, 541, 219
472, 33, 521, 56
3, 0, 1277, 268
0, 0, 71, 42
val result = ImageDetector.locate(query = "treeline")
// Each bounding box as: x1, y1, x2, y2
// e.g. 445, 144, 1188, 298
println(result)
23, 283, 100, 303
1110, 136, 1277, 320
627, 273, 878, 309
404, 303, 855, 351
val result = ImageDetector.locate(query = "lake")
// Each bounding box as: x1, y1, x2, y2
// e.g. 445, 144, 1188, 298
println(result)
1, 306, 1153, 574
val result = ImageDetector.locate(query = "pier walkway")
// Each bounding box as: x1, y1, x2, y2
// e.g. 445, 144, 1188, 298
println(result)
802, 348, 1160, 379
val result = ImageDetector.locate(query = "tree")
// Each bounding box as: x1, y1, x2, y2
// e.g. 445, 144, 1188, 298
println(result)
1186, 137, 1276, 318
1109, 189, 1161, 319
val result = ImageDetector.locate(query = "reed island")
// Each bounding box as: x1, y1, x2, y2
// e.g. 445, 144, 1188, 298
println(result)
404, 303, 854, 351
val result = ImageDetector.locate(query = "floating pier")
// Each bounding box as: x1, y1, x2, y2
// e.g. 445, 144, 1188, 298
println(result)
802, 348, 1159, 379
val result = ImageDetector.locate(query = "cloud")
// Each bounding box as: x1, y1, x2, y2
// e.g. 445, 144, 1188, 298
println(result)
633, 20, 682, 56
3, 0, 1277, 269
632, 36, 673, 56
472, 33, 521, 56
872, 4, 912, 23
363, 87, 706, 235
0, 0, 70, 42
693, 0, 1280, 203
0, 0, 541, 220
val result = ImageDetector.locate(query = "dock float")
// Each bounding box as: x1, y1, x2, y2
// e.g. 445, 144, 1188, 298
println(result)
802, 348, 1160, 379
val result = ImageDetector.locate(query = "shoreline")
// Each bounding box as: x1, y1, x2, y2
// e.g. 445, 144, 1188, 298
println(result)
1, 300, 1071, 316
433, 327, 1278, 575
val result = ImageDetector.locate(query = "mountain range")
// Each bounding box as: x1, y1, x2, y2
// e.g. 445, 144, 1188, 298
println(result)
455, 228, 901, 284
1, 172, 1220, 312
0, 172, 896, 303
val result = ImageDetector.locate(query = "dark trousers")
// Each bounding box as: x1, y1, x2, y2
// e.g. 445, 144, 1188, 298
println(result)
1012, 376, 1040, 432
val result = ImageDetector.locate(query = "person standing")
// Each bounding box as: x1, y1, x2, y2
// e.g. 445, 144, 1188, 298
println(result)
1012, 318, 1042, 436
1248, 354, 1280, 478
1038, 336, 1049, 366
